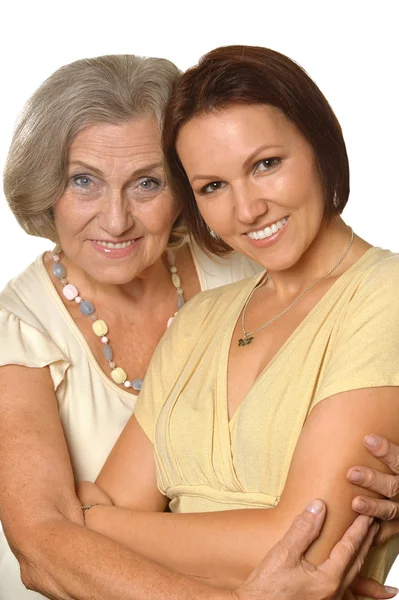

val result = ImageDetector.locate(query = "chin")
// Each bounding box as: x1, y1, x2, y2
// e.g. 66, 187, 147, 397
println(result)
85, 265, 138, 285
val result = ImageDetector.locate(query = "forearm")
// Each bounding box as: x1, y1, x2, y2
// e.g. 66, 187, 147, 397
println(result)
85, 505, 285, 588
17, 515, 234, 600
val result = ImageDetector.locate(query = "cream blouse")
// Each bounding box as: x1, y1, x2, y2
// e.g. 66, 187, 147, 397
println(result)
0, 242, 260, 600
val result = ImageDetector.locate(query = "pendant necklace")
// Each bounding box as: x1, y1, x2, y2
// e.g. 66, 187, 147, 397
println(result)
238, 228, 355, 347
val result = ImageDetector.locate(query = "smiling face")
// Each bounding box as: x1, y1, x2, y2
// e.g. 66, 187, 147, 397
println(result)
53, 117, 179, 284
177, 104, 325, 272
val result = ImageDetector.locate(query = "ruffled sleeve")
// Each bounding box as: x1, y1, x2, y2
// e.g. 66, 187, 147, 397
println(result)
0, 307, 70, 391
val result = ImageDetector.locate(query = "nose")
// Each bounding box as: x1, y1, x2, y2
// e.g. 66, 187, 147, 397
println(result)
98, 188, 133, 237
233, 182, 268, 225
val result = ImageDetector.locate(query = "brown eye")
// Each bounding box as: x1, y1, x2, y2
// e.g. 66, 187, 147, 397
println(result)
255, 157, 281, 173
200, 181, 226, 194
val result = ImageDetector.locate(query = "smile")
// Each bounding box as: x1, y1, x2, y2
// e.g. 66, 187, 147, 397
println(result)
93, 240, 136, 249
247, 217, 288, 240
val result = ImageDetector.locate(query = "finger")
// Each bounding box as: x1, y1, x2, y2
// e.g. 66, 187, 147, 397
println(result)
351, 576, 398, 598
272, 499, 327, 565
364, 435, 399, 474
374, 520, 399, 546
324, 515, 372, 580
343, 521, 380, 587
347, 466, 399, 499
247, 498, 327, 579
352, 494, 399, 520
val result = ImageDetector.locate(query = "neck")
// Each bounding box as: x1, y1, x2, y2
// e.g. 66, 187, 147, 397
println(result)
266, 217, 357, 298
52, 252, 171, 309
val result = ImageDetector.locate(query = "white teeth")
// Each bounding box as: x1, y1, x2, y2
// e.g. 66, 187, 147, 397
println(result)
95, 240, 135, 249
247, 217, 288, 240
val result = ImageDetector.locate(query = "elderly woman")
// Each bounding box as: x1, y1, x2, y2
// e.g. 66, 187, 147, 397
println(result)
0, 53, 398, 600
74, 46, 399, 599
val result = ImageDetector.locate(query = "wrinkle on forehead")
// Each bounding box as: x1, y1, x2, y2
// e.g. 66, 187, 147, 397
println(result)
69, 118, 163, 165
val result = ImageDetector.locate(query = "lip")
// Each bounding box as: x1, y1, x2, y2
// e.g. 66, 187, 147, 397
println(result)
245, 216, 289, 248
89, 237, 142, 259
245, 216, 289, 235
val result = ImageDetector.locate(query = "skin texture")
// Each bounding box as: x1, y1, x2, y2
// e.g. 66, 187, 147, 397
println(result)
54, 117, 180, 285
78, 105, 399, 591
1, 108, 398, 600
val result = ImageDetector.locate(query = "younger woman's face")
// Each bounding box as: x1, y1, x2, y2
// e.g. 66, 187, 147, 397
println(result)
176, 104, 325, 272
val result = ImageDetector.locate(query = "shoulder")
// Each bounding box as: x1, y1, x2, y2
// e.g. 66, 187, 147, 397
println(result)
349, 248, 399, 305
0, 254, 53, 329
188, 240, 263, 291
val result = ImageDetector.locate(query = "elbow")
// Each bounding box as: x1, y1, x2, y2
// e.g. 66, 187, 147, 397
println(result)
5, 518, 76, 599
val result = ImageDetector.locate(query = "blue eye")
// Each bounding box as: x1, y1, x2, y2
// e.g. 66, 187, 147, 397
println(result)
255, 158, 281, 173
138, 177, 161, 191
72, 175, 93, 188
200, 181, 226, 194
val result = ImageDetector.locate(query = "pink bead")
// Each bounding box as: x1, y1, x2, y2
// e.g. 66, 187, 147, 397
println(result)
52, 254, 60, 262
167, 316, 175, 328
101, 336, 108, 344
74, 296, 82, 303
62, 284, 79, 300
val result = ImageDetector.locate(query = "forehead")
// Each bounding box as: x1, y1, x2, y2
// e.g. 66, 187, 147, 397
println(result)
69, 117, 162, 162
176, 104, 307, 165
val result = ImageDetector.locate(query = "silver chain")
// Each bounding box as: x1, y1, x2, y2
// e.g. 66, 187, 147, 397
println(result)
239, 228, 355, 346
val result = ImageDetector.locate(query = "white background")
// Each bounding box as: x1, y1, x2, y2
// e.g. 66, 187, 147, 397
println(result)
1, 0, 398, 587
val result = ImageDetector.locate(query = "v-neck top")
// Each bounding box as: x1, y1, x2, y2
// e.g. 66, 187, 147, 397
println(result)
0, 243, 261, 600
134, 247, 399, 589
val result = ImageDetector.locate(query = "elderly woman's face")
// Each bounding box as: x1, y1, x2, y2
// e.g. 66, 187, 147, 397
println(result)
177, 104, 325, 273
53, 117, 179, 284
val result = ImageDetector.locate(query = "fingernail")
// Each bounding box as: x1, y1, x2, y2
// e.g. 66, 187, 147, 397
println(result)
348, 469, 363, 483
306, 498, 325, 515
365, 434, 379, 448
353, 498, 367, 511
384, 586, 398, 594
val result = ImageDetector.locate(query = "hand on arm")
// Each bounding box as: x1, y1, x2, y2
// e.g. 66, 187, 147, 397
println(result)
85, 387, 399, 592
348, 434, 399, 546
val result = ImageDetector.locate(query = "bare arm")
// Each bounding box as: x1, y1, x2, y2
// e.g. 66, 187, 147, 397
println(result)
0, 364, 234, 600
85, 387, 399, 588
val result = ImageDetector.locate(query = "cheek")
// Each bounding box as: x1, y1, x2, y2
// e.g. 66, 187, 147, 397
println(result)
53, 194, 96, 239
139, 196, 180, 236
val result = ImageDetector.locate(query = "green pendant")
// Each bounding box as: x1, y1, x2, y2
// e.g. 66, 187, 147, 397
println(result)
238, 336, 254, 347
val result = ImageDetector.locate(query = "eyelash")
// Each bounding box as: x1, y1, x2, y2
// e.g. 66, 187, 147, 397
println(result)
71, 174, 93, 189
69, 175, 162, 195
137, 177, 161, 191
199, 157, 281, 195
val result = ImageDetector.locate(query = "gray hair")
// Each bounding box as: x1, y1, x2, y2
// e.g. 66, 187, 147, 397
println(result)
3, 54, 183, 243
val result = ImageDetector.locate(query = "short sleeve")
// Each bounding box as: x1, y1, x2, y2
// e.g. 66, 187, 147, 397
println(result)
0, 307, 70, 391
312, 255, 399, 409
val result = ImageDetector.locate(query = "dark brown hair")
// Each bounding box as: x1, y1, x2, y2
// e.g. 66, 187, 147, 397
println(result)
162, 45, 350, 255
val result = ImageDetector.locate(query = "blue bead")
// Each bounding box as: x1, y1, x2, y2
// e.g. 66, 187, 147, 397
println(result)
103, 345, 113, 361
52, 263, 67, 279
79, 300, 95, 316
132, 379, 143, 391
177, 296, 185, 310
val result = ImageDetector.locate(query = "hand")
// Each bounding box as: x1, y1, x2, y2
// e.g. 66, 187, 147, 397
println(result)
233, 499, 395, 600
76, 480, 113, 507
348, 434, 399, 545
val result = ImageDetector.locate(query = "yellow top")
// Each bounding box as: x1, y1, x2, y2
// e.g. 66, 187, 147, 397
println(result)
135, 247, 399, 592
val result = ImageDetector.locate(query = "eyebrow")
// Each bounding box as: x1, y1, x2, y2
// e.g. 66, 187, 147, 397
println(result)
190, 144, 284, 184
68, 160, 164, 178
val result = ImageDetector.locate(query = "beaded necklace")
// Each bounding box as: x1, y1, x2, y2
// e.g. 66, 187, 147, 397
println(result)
51, 249, 184, 392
